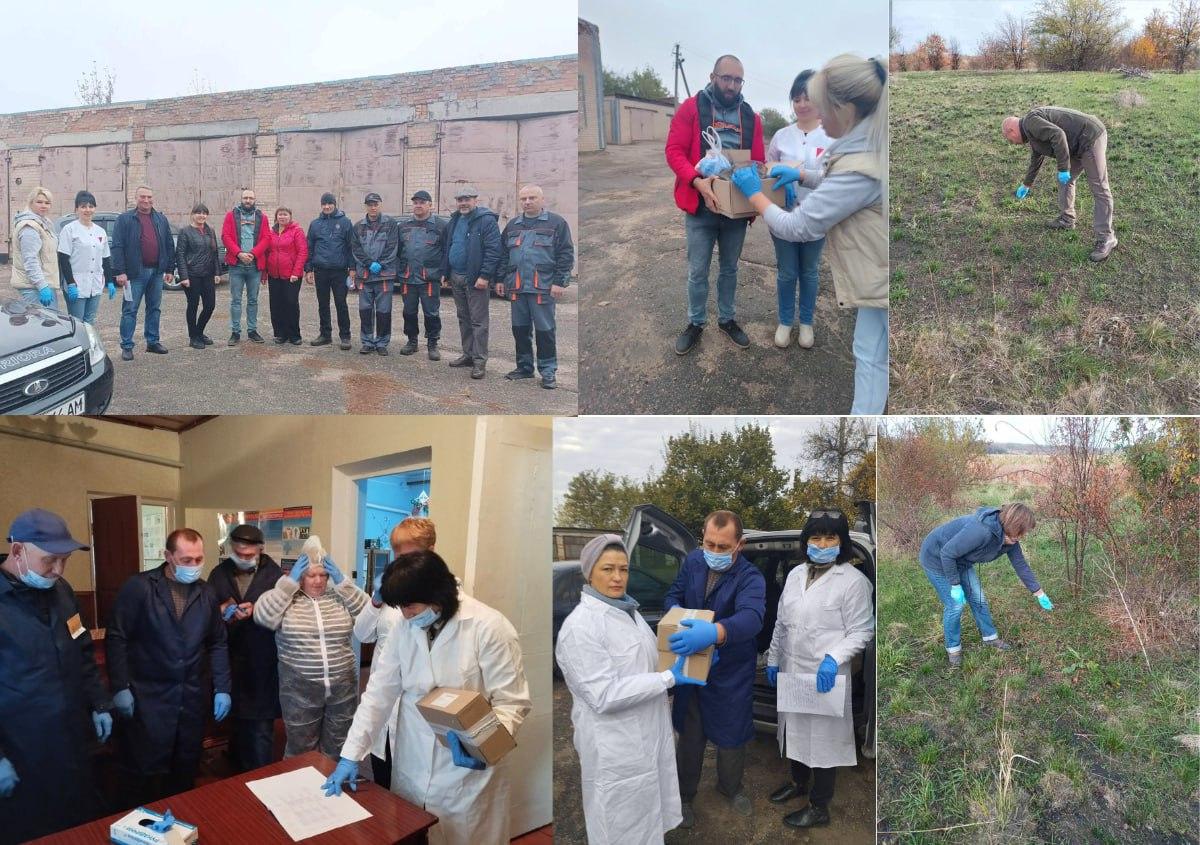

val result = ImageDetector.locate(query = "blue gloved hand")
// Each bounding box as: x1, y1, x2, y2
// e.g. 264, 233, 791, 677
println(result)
113, 688, 135, 718
322, 757, 359, 796
783, 183, 797, 209
1057, 170, 1071, 185
289, 554, 311, 583
769, 164, 803, 188
66, 284, 79, 303
92, 711, 112, 743
446, 730, 486, 770
38, 287, 54, 306
372, 571, 384, 604
765, 665, 779, 687
0, 758, 17, 797
669, 654, 707, 687
369, 261, 382, 275
222, 603, 238, 622
816, 654, 838, 693
214, 692, 231, 721
1037, 593, 1054, 611
730, 165, 763, 198
668, 618, 720, 656
322, 556, 344, 585
950, 584, 965, 605
107, 281, 116, 300
1015, 184, 1030, 200
149, 809, 175, 833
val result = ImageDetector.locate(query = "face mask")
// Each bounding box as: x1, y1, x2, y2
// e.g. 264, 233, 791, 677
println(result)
17, 554, 56, 590
408, 607, 440, 629
807, 544, 840, 565
233, 554, 257, 571
703, 549, 734, 572
173, 563, 202, 584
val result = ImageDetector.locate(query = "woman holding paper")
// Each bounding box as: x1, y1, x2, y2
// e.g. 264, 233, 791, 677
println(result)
764, 509, 874, 829
324, 549, 531, 845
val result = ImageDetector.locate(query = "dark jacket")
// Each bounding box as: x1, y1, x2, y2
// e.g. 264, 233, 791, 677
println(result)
206, 556, 284, 721
110, 208, 176, 278
0, 567, 110, 843
497, 210, 575, 295
919, 506, 1040, 592
1020, 106, 1106, 186
350, 214, 402, 282
305, 208, 354, 271
174, 222, 222, 280
665, 550, 766, 747
105, 565, 231, 773
439, 206, 502, 284
398, 214, 447, 286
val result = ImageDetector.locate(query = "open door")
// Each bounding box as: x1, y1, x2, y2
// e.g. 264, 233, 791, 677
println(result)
621, 504, 697, 624
91, 495, 140, 628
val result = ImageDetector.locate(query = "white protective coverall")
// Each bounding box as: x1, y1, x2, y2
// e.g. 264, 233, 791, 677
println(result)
767, 562, 874, 768
555, 591, 682, 844
340, 591, 531, 845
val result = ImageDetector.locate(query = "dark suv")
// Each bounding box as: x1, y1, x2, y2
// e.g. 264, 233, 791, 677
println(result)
0, 296, 113, 413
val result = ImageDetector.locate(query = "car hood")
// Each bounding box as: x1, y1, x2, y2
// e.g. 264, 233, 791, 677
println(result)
0, 299, 78, 369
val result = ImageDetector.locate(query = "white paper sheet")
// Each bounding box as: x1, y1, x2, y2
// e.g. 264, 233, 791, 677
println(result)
775, 672, 846, 718
246, 766, 372, 841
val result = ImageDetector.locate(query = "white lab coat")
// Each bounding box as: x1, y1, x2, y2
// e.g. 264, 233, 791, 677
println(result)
340, 592, 531, 845
555, 591, 682, 845
353, 601, 402, 760
767, 563, 874, 769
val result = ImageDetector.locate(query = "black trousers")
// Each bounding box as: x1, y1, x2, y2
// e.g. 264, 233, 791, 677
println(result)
313, 267, 351, 340
369, 736, 392, 790
268, 277, 302, 340
790, 759, 836, 808
676, 691, 747, 802
400, 280, 442, 342
234, 717, 276, 772
183, 274, 215, 339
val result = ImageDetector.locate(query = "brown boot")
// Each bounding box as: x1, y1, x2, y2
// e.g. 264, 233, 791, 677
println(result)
1089, 237, 1117, 262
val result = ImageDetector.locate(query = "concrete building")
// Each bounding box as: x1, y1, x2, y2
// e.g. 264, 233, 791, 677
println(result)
0, 57, 578, 260
578, 19, 605, 152
604, 94, 675, 144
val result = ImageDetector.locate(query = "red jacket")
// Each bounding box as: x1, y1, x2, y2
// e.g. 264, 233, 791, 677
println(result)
665, 93, 765, 214
222, 207, 271, 269
263, 222, 308, 279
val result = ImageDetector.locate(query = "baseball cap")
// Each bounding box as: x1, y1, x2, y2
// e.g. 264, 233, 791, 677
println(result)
229, 524, 265, 545
364, 192, 383, 204
7, 508, 89, 554
411, 190, 433, 202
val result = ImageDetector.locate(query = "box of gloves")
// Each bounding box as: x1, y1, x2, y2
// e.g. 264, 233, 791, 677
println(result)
705, 149, 789, 219
655, 606, 716, 682
417, 687, 517, 765
110, 807, 198, 845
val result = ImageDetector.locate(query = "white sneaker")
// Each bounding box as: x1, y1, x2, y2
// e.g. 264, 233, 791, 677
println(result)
797, 324, 815, 348
773, 324, 792, 348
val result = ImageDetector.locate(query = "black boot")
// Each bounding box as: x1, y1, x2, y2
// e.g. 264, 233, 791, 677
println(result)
783, 804, 830, 828
427, 340, 441, 361
769, 782, 805, 804
399, 338, 418, 355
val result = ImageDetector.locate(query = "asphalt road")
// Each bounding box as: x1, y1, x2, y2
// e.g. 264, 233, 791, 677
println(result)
0, 265, 577, 414
553, 679, 875, 844
578, 142, 857, 414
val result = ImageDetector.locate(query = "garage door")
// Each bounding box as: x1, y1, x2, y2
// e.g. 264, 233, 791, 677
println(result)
518, 113, 578, 269
0, 156, 7, 257
39, 144, 129, 221
438, 120, 520, 223
199, 135, 253, 222
277, 131, 343, 224
146, 136, 253, 228
342, 125, 405, 218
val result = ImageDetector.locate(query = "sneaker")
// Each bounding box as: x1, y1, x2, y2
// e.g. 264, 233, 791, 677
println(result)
773, 324, 792, 348
189, 339, 206, 350
797, 323, 815, 349
718, 320, 750, 348
399, 340, 418, 356
121, 348, 134, 361
729, 792, 753, 816
541, 373, 557, 390
427, 343, 441, 361
679, 802, 695, 830
146, 343, 168, 354
505, 368, 536, 380
247, 331, 265, 343
377, 347, 389, 356
1089, 237, 1117, 262
228, 333, 240, 346
448, 354, 473, 368
359, 346, 374, 355
310, 335, 332, 347
273, 336, 286, 345
470, 362, 486, 379
200, 335, 214, 346
290, 338, 303, 346
983, 638, 1013, 651
1047, 217, 1076, 230
948, 651, 963, 669
339, 338, 352, 350
675, 323, 703, 355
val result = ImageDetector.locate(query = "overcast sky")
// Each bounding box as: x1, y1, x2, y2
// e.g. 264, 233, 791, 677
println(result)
893, 0, 1166, 52
579, 0, 889, 115
553, 416, 880, 508
0, 0, 576, 114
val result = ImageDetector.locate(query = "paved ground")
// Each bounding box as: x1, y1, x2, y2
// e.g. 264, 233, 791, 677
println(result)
579, 142, 857, 414
0, 265, 577, 414
553, 679, 875, 844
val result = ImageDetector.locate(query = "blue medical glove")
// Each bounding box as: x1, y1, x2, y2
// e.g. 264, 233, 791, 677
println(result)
369, 261, 382, 275
730, 165, 763, 198
214, 692, 231, 721
372, 572, 384, 605
668, 618, 720, 656
149, 809, 175, 833
0, 758, 17, 797
1057, 170, 1070, 185
289, 554, 311, 583
107, 281, 116, 300
113, 688, 135, 718
38, 287, 54, 306
765, 665, 779, 687
66, 283, 79, 303
769, 164, 802, 188
783, 183, 797, 209
1015, 184, 1030, 200
446, 731, 486, 770
322, 556, 344, 584
816, 655, 838, 693
92, 711, 112, 743
950, 584, 965, 605
322, 757, 360, 796
669, 654, 708, 687
222, 603, 239, 622
1037, 593, 1054, 611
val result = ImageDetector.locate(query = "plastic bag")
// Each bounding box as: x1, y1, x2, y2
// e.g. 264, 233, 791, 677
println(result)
695, 126, 733, 178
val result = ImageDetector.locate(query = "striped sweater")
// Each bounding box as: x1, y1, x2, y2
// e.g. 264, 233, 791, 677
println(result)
253, 576, 369, 689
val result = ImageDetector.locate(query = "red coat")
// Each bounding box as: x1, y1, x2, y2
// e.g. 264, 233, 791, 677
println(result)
222, 208, 271, 269
263, 222, 308, 279
664, 94, 765, 214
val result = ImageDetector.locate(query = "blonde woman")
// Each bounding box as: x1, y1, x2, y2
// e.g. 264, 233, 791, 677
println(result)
732, 54, 888, 413
11, 187, 60, 309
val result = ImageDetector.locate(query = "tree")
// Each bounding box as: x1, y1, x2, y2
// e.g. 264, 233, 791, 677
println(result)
1126, 34, 1161, 67
1168, 0, 1200, 72
994, 12, 1033, 69
760, 107, 791, 139
602, 65, 671, 100
804, 418, 871, 494
76, 62, 115, 105
1144, 9, 1176, 65
556, 470, 645, 529
187, 68, 215, 96
949, 38, 964, 69
921, 33, 949, 70
1031, 0, 1126, 70
891, 25, 903, 51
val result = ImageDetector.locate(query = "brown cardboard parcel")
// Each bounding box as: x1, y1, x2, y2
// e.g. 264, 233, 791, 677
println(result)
706, 149, 789, 219
416, 687, 517, 765
655, 606, 716, 682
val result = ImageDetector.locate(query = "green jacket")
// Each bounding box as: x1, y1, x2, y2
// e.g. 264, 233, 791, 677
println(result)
1020, 106, 1106, 186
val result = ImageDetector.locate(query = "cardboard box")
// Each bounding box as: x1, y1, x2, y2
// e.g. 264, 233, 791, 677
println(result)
110, 808, 198, 845
705, 149, 789, 219
417, 687, 517, 766
656, 606, 716, 682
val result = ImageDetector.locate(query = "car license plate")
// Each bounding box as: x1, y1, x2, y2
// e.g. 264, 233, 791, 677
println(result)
46, 393, 86, 415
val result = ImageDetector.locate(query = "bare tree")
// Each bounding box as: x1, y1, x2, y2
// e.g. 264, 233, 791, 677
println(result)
187, 68, 215, 96
949, 38, 964, 69
1168, 0, 1200, 72
995, 12, 1032, 69
76, 62, 115, 105
891, 25, 903, 51
804, 418, 871, 495
1032, 0, 1127, 70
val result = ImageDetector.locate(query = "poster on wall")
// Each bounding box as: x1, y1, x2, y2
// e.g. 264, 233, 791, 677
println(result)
244, 506, 313, 563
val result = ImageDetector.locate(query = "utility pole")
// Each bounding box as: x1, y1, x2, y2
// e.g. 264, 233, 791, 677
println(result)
673, 43, 690, 102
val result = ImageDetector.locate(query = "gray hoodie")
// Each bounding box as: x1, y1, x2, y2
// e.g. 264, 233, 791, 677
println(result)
14, 210, 55, 288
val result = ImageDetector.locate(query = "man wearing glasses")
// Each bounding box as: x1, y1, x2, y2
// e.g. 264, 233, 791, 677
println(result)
665, 55, 765, 355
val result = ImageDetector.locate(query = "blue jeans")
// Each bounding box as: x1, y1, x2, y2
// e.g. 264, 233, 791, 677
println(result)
119, 267, 162, 350
851, 306, 888, 414
921, 562, 999, 652
228, 264, 260, 333
684, 205, 749, 326
771, 234, 825, 326
18, 288, 58, 310
67, 293, 102, 324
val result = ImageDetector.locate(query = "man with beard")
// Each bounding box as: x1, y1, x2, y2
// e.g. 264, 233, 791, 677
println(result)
221, 188, 270, 345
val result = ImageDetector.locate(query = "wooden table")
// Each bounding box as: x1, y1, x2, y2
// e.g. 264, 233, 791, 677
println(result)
28, 751, 439, 844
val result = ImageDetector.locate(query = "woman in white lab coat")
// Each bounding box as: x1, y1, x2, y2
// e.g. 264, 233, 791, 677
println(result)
764, 509, 874, 829
324, 549, 531, 845
556, 534, 706, 845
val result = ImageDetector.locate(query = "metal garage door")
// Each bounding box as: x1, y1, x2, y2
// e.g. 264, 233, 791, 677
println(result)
518, 113, 578, 268
277, 131, 343, 224
199, 135, 254, 222
438, 120, 520, 223
146, 136, 253, 227
341, 125, 405, 217
35, 143, 128, 221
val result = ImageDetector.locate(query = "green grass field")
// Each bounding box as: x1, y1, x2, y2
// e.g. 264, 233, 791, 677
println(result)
888, 71, 1200, 414
877, 487, 1199, 843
